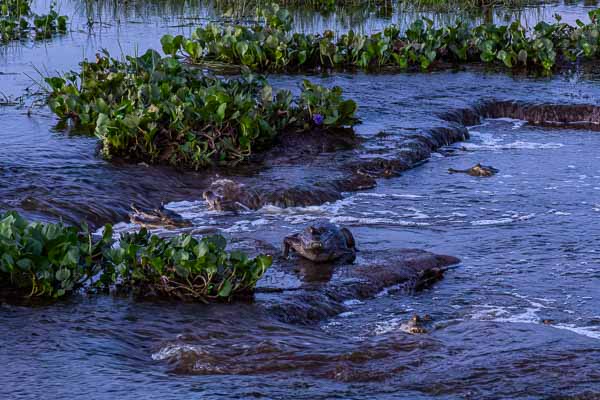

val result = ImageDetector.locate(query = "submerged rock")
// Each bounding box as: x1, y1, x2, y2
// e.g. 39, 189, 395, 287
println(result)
441, 100, 600, 131
257, 248, 460, 324
479, 101, 600, 131
448, 163, 499, 177
265, 127, 360, 162
261, 186, 343, 209
283, 222, 357, 263
202, 179, 344, 211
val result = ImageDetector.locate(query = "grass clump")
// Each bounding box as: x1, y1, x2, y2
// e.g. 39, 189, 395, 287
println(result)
0, 211, 272, 302
215, 0, 391, 14
0, 0, 67, 43
168, 4, 600, 73
45, 49, 358, 169
205, 0, 530, 16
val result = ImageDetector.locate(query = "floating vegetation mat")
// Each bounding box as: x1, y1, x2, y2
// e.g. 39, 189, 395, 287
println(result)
45, 49, 358, 170
1, 0, 67, 43
0, 211, 272, 302
167, 3, 600, 73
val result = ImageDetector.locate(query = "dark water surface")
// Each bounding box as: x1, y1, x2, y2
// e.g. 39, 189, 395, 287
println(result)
1, 1, 600, 399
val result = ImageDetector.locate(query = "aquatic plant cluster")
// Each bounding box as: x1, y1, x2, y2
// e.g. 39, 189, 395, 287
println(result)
0, 0, 67, 43
0, 211, 272, 301
169, 5, 600, 72
45, 49, 357, 169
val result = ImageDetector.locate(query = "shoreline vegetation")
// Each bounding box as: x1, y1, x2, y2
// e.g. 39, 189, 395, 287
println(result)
1, 0, 67, 43
0, 211, 272, 301
165, 4, 600, 73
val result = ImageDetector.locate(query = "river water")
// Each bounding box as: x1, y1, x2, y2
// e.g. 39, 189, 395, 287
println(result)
1, 1, 600, 399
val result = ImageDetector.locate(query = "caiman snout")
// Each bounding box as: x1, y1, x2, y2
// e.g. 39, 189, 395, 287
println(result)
309, 242, 323, 250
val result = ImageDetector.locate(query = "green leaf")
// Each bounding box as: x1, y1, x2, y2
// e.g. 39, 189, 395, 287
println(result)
298, 50, 307, 65
235, 41, 249, 58
174, 264, 190, 279
261, 85, 273, 104
229, 250, 247, 263
56, 268, 71, 282
0, 214, 16, 238
102, 224, 114, 244
2, 253, 14, 269
256, 255, 272, 271
16, 258, 33, 271
184, 40, 202, 61
218, 280, 232, 297
216, 102, 227, 122
62, 247, 79, 266
45, 77, 65, 90
207, 235, 227, 251
181, 234, 192, 248
324, 115, 338, 125
161, 34, 177, 55
425, 50, 437, 63
339, 100, 357, 117
95, 113, 111, 139
497, 50, 512, 67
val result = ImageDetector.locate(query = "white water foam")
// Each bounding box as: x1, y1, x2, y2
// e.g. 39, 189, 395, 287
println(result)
330, 215, 430, 226
488, 117, 526, 124
151, 344, 205, 361
375, 283, 405, 298
461, 141, 564, 151
373, 318, 404, 335
470, 212, 535, 226
470, 295, 546, 325
485, 117, 528, 130
470, 218, 514, 226
469, 294, 600, 341
552, 324, 600, 340
469, 305, 513, 320
343, 299, 365, 306
550, 210, 572, 216
338, 311, 355, 318
353, 192, 424, 199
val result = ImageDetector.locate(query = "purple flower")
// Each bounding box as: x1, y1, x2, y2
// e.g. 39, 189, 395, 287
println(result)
312, 113, 324, 126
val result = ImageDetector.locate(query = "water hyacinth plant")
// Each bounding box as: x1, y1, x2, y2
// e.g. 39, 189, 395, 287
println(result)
0, 211, 272, 302
0, 211, 112, 298
299, 80, 357, 127
0, 0, 67, 43
168, 4, 600, 73
100, 229, 272, 302
45, 49, 358, 170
